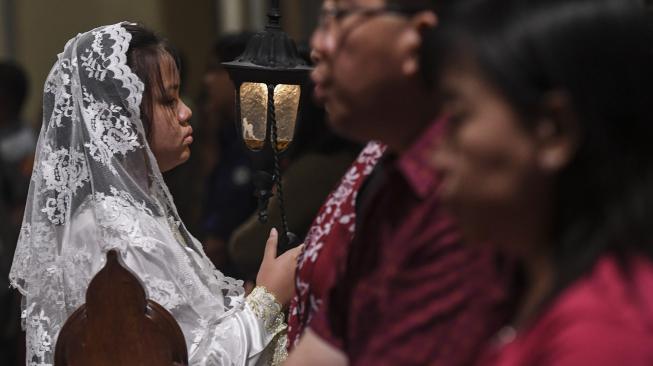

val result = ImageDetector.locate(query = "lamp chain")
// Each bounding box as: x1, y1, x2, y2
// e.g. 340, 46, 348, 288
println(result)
268, 84, 293, 250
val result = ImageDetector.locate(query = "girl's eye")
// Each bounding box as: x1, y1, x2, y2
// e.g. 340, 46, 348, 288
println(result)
163, 98, 178, 107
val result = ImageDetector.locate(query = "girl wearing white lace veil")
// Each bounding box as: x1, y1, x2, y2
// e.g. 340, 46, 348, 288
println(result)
9, 22, 299, 366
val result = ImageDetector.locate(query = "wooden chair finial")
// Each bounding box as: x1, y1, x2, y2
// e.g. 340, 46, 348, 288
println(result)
54, 250, 188, 366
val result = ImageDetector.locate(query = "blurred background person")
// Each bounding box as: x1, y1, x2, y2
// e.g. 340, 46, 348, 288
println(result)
0, 61, 35, 241
432, 0, 653, 364
0, 60, 35, 366
166, 32, 260, 277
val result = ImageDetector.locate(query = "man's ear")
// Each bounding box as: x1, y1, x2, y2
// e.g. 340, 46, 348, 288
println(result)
534, 91, 580, 173
400, 11, 438, 76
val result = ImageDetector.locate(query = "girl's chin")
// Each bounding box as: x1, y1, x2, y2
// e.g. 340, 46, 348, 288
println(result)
159, 151, 190, 173
178, 149, 191, 164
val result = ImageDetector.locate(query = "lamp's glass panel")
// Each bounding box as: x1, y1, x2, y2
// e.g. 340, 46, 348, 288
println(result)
273, 84, 301, 151
240, 82, 268, 150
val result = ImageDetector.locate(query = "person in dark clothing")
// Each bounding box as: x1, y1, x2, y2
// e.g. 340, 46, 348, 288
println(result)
197, 33, 260, 276
0, 60, 35, 366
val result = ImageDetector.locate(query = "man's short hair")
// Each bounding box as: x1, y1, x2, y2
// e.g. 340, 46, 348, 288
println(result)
0, 61, 29, 117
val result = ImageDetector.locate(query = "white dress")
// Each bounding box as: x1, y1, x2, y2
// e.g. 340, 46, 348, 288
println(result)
9, 22, 286, 366
66, 197, 286, 365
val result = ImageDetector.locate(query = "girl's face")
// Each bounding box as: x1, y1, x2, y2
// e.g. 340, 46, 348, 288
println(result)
432, 63, 558, 251
149, 54, 193, 172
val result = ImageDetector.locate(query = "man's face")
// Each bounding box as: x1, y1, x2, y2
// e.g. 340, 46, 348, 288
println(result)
310, 0, 416, 142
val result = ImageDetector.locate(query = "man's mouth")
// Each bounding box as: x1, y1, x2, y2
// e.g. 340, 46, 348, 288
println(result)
311, 67, 331, 104
313, 82, 329, 104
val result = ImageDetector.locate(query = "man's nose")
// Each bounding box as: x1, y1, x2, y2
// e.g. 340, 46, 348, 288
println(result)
310, 26, 335, 63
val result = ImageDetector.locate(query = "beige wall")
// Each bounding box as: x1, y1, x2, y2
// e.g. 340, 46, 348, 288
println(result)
160, 0, 215, 98
218, 0, 246, 32
13, 0, 316, 126
0, 0, 16, 60
0, 1, 6, 59
15, 0, 213, 126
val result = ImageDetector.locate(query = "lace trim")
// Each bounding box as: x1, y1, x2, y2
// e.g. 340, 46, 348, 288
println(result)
45, 59, 74, 128
271, 331, 289, 366
99, 23, 144, 120
245, 287, 288, 365
246, 286, 285, 334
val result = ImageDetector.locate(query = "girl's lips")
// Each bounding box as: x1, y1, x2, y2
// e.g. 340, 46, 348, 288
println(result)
183, 126, 194, 145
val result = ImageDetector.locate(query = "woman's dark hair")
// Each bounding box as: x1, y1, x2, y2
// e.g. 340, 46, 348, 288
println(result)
123, 23, 180, 137
433, 0, 653, 294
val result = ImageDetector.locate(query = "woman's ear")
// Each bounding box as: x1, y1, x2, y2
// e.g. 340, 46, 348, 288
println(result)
400, 11, 438, 76
535, 91, 580, 173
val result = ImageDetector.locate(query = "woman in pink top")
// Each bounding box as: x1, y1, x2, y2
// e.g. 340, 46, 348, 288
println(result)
430, 0, 653, 365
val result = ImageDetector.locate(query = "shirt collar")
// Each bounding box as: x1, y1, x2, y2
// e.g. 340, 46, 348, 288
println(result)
394, 116, 447, 199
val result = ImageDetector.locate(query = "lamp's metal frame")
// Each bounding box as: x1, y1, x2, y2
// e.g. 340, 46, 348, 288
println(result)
222, 0, 312, 253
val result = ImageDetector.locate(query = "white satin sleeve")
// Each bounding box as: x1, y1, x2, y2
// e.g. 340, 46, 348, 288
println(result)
190, 287, 288, 366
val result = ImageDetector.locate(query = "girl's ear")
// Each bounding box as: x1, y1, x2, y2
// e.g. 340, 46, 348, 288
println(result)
534, 91, 580, 173
399, 11, 438, 76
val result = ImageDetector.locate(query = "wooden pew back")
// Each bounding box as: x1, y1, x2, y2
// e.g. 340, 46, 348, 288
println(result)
54, 250, 188, 366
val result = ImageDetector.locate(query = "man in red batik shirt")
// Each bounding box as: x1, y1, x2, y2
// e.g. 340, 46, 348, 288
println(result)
285, 0, 508, 365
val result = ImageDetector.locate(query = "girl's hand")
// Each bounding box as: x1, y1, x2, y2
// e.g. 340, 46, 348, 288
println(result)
255, 228, 302, 307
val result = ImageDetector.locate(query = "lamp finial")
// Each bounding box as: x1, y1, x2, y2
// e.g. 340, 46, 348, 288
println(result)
267, 0, 282, 29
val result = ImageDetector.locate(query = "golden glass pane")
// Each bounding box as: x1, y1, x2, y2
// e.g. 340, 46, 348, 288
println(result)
240, 82, 268, 150
273, 84, 301, 151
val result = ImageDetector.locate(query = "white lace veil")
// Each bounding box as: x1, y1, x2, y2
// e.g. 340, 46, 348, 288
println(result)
9, 22, 244, 364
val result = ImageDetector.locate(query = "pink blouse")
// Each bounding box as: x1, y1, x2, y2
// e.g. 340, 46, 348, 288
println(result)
478, 255, 653, 366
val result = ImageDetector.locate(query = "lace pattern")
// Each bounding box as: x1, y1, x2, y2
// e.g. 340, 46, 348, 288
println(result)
82, 89, 141, 174
39, 145, 89, 225
246, 286, 285, 334
246, 286, 288, 365
10, 23, 253, 366
271, 332, 289, 366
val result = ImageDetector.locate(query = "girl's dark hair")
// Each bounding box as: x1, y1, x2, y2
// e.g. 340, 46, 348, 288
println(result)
123, 23, 180, 137
433, 0, 653, 292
